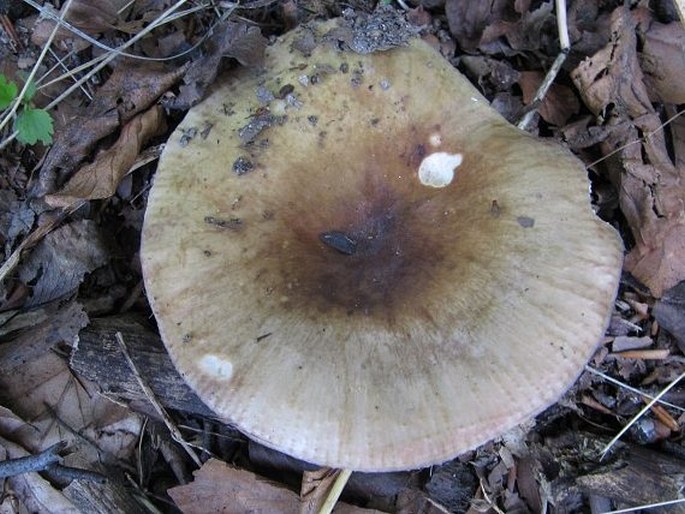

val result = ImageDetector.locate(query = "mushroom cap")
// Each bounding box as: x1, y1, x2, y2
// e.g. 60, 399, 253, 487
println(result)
141, 19, 623, 471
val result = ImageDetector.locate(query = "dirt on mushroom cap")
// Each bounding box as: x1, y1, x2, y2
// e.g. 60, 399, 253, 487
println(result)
141, 18, 623, 471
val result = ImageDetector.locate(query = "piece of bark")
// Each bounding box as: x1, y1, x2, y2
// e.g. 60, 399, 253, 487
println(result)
70, 316, 215, 418
62, 477, 145, 514
575, 446, 685, 512
653, 280, 685, 351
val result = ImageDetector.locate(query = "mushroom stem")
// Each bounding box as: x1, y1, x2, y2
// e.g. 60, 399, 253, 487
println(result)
317, 468, 352, 514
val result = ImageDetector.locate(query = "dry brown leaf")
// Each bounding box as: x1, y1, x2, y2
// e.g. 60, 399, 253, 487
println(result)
0, 301, 141, 470
618, 113, 685, 296
170, 21, 268, 110
169, 460, 381, 514
396, 489, 451, 514
572, 6, 685, 296
16, 220, 109, 306
35, 64, 185, 197
444, 0, 512, 52
300, 467, 341, 514
571, 7, 652, 119
168, 459, 301, 514
519, 71, 580, 127
31, 0, 132, 47
640, 18, 685, 104
502, 1, 555, 53
45, 106, 166, 207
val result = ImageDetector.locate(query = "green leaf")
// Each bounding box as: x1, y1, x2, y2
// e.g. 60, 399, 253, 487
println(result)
14, 107, 54, 145
0, 74, 18, 110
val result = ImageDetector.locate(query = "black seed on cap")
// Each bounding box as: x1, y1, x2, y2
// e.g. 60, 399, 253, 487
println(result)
320, 231, 358, 255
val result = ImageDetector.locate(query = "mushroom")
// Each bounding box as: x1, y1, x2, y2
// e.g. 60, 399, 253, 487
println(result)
141, 18, 623, 472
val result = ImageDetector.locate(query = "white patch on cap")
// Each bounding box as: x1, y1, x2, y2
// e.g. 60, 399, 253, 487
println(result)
429, 132, 442, 147
418, 152, 463, 188
199, 354, 233, 381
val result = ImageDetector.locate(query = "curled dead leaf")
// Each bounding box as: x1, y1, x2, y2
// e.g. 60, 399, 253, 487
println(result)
45, 106, 166, 208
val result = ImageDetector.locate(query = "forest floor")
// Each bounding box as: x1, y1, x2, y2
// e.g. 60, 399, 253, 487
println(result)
0, 1, 684, 513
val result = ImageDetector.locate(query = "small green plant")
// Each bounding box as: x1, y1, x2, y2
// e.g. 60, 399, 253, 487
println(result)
0, 73, 54, 145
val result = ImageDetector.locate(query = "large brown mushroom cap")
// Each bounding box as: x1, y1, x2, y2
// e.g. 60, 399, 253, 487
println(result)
141, 19, 623, 471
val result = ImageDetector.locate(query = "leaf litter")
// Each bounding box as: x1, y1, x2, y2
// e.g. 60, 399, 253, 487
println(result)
0, 1, 684, 512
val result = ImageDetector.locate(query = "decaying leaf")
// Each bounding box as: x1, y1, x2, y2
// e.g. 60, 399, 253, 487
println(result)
571, 8, 652, 119
572, 6, 685, 296
168, 459, 381, 514
35, 63, 185, 196
168, 459, 301, 514
445, 0, 512, 52
16, 221, 109, 307
639, 16, 685, 104
170, 21, 268, 110
31, 0, 133, 48
45, 106, 166, 207
300, 468, 343, 514
0, 301, 141, 472
619, 114, 685, 297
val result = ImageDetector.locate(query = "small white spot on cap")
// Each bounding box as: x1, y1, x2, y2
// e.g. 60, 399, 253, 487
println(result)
418, 152, 463, 188
199, 354, 233, 381
428, 132, 442, 147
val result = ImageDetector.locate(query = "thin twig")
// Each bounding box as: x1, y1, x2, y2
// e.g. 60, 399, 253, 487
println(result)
584, 365, 685, 412
0, 442, 66, 478
0, 0, 74, 134
517, 0, 569, 130
555, 0, 570, 50
600, 369, 685, 459
115, 332, 202, 468
20, 0, 212, 62
603, 497, 685, 514
0, 0, 190, 151
45, 464, 107, 484
317, 469, 352, 514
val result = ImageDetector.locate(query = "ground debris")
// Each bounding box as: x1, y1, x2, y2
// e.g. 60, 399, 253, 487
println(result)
16, 220, 108, 307
33, 63, 185, 197
168, 459, 382, 513
1, 1, 684, 512
572, 5, 685, 297
45, 106, 166, 207
168, 21, 267, 110
326, 7, 417, 54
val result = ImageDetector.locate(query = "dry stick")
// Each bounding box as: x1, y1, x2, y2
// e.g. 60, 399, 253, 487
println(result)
517, 0, 570, 131
317, 468, 352, 514
44, 464, 107, 484
115, 332, 203, 468
600, 368, 685, 460
0, 441, 66, 478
